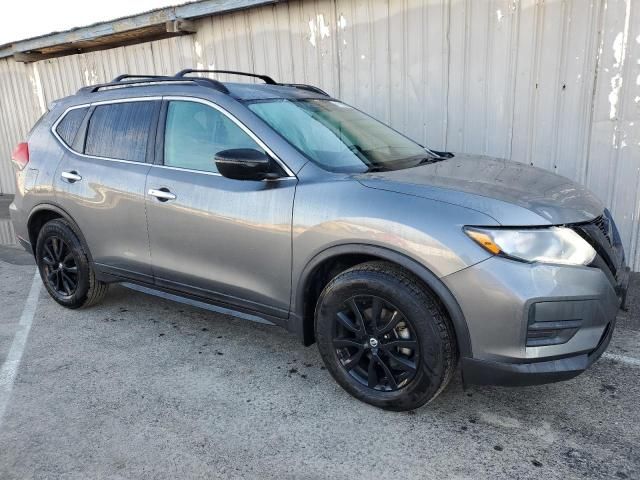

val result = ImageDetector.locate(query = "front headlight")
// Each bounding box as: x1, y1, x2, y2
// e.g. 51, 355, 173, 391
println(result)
464, 226, 596, 266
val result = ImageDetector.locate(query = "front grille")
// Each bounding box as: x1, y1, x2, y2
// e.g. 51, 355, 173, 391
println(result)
571, 212, 623, 280
592, 215, 611, 244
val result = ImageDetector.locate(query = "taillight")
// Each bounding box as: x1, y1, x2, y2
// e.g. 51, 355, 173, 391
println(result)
11, 142, 29, 170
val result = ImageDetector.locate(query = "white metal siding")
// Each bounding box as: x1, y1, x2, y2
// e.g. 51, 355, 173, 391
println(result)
0, 219, 16, 246
0, 0, 638, 269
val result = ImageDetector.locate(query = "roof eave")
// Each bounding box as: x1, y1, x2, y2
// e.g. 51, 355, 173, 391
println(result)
0, 0, 281, 63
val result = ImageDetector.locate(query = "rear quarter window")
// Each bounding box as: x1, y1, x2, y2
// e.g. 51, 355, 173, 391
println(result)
84, 101, 157, 162
55, 107, 88, 146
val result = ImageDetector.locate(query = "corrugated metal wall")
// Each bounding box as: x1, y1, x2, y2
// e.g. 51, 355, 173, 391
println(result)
0, 219, 16, 246
0, 0, 638, 269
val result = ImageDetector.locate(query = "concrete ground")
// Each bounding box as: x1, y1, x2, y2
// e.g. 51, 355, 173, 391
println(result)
0, 230, 638, 478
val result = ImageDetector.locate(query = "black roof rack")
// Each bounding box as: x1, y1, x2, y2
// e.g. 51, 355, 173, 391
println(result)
77, 69, 329, 97
111, 74, 172, 82
176, 70, 329, 96
283, 83, 329, 96
77, 76, 229, 94
175, 69, 277, 85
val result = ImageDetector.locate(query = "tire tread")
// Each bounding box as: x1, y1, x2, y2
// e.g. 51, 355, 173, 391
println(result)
36, 218, 108, 309
317, 260, 458, 409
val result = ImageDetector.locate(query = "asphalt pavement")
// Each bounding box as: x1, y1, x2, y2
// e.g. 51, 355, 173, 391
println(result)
0, 228, 638, 479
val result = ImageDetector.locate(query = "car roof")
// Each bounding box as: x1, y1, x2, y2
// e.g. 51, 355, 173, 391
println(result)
223, 82, 330, 101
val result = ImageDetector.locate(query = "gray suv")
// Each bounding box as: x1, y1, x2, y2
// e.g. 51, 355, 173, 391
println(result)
9, 70, 629, 410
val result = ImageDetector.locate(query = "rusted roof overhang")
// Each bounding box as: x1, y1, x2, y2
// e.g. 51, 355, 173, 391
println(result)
0, 0, 280, 62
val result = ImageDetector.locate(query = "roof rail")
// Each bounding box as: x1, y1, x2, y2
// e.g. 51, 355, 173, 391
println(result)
176, 69, 277, 85
77, 70, 329, 97
284, 83, 330, 96
175, 70, 330, 96
111, 74, 172, 82
77, 77, 229, 94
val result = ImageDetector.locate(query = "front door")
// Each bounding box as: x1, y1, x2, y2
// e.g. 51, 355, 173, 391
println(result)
145, 98, 296, 318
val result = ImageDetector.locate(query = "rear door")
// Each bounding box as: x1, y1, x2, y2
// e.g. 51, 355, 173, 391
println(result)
53, 98, 160, 282
144, 97, 296, 319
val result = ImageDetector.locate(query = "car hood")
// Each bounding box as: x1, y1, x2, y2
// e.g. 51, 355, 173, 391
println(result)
357, 154, 604, 226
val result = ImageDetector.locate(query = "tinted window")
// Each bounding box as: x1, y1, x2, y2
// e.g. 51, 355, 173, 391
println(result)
55, 107, 88, 147
85, 101, 156, 162
164, 101, 261, 173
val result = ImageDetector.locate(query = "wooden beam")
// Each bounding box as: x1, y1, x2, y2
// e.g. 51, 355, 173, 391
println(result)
0, 0, 282, 61
13, 31, 190, 63
165, 20, 197, 34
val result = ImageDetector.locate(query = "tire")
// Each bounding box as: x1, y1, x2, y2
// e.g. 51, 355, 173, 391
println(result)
35, 218, 108, 309
315, 261, 457, 411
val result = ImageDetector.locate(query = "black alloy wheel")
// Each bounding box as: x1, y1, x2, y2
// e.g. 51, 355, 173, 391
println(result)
35, 218, 109, 309
315, 261, 457, 411
41, 236, 79, 297
333, 295, 419, 391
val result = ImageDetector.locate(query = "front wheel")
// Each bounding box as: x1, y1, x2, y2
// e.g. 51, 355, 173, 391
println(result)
315, 261, 457, 411
35, 218, 108, 309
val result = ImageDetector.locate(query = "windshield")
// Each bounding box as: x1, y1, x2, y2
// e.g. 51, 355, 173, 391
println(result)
247, 99, 437, 173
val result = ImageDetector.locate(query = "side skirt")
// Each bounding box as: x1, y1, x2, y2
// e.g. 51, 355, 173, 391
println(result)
122, 283, 277, 326
95, 263, 290, 329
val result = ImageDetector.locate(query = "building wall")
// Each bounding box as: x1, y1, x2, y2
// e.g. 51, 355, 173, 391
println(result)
0, 0, 639, 269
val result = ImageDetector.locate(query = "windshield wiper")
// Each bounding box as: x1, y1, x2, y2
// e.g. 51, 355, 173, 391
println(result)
429, 149, 455, 159
416, 156, 446, 166
367, 155, 442, 172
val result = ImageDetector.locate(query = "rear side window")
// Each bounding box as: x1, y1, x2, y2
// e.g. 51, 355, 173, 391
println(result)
85, 101, 156, 162
55, 107, 88, 146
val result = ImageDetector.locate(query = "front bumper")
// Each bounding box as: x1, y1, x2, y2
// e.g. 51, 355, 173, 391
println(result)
461, 317, 615, 386
443, 256, 627, 387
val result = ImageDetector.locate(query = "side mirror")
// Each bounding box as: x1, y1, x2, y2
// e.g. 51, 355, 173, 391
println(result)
214, 148, 279, 181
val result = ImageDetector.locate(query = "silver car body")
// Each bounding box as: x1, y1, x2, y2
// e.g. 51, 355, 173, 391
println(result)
10, 80, 629, 386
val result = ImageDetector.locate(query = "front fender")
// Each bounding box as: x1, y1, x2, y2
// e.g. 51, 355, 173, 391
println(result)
291, 242, 473, 358
290, 178, 497, 356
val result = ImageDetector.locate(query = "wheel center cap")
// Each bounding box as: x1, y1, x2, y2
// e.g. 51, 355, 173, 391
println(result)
58, 262, 64, 270
369, 338, 379, 348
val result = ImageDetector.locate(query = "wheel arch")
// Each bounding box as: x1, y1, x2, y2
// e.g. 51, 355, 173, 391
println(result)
27, 203, 95, 265
292, 243, 472, 358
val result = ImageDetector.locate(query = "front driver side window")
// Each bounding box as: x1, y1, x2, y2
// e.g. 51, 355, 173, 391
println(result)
164, 100, 262, 173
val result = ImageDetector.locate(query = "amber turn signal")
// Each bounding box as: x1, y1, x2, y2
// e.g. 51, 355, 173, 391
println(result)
464, 229, 502, 255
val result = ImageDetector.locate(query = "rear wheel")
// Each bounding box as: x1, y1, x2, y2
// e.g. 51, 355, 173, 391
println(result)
35, 219, 108, 308
315, 261, 457, 410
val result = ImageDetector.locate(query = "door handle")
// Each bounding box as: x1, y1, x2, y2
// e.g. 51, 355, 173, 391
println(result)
61, 170, 82, 183
148, 188, 177, 202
